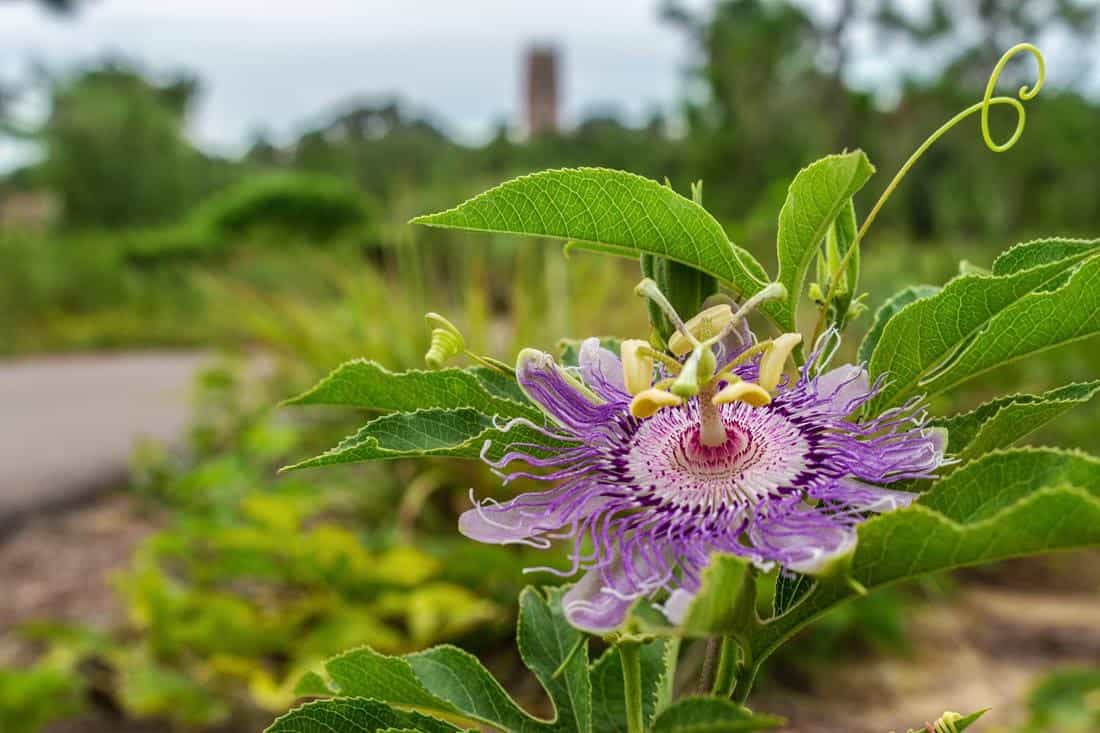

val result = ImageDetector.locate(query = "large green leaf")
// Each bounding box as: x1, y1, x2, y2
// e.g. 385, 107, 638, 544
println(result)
285, 360, 536, 419
918, 255, 1100, 400
412, 168, 770, 309
857, 284, 939, 364
934, 382, 1100, 462
516, 587, 592, 733
285, 408, 574, 470
589, 640, 676, 733
267, 698, 461, 733
746, 447, 1100, 665
651, 697, 784, 732
288, 588, 597, 733
866, 241, 1100, 410
919, 448, 1100, 522
768, 151, 875, 333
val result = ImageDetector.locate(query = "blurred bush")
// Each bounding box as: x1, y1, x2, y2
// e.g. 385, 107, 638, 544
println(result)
0, 659, 85, 733
195, 173, 376, 246
1016, 667, 1100, 733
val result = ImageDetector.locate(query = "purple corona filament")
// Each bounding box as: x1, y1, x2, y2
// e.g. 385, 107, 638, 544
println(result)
459, 331, 945, 633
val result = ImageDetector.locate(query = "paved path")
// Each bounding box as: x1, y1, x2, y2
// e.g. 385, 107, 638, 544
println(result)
0, 351, 207, 525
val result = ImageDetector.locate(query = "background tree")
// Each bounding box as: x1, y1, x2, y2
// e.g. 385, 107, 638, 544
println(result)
37, 61, 210, 228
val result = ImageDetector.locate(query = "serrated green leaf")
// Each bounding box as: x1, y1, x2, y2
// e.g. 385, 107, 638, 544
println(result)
285, 360, 536, 419
934, 382, 1100, 462
857, 284, 940, 364
412, 167, 770, 310
517, 587, 592, 733
678, 555, 752, 638
771, 573, 814, 618
651, 697, 784, 732
300, 588, 594, 733
589, 639, 674, 733
317, 645, 544, 732
293, 670, 331, 698
265, 698, 461, 733
769, 151, 875, 333
747, 448, 1100, 665
991, 237, 1100, 275
866, 241, 1100, 410
918, 255, 1100, 400
285, 408, 574, 471
919, 448, 1100, 522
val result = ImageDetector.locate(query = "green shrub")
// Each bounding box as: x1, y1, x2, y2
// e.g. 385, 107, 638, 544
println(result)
198, 173, 373, 244
0, 661, 85, 733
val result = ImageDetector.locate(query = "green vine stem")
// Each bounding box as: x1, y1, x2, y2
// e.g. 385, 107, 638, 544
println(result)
809, 42, 1045, 346
619, 640, 646, 733
710, 637, 740, 697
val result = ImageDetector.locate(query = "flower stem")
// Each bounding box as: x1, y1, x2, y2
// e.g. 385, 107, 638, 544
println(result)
619, 640, 646, 733
710, 636, 740, 697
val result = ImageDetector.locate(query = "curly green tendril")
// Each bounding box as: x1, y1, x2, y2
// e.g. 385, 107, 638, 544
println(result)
811, 43, 1046, 345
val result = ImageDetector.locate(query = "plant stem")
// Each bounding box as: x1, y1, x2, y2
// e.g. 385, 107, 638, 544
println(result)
619, 641, 645, 733
710, 637, 740, 697
732, 660, 759, 706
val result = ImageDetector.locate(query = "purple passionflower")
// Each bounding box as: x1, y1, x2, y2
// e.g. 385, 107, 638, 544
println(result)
460, 321, 945, 633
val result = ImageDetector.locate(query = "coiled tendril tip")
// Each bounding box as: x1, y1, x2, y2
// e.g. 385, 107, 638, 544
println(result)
811, 43, 1046, 346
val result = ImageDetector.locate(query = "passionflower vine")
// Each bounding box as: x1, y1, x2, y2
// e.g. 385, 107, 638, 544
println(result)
460, 282, 946, 633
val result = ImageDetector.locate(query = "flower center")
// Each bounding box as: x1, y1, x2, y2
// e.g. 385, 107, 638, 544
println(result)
624, 402, 809, 511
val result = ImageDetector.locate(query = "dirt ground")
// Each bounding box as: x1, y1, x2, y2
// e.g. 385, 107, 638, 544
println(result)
2, 495, 1098, 733
753, 574, 1100, 731
0, 494, 157, 644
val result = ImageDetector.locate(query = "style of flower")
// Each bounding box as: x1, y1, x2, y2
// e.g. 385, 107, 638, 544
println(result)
460, 288, 946, 633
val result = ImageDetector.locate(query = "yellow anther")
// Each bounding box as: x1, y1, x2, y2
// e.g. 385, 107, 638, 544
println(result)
620, 339, 655, 395
757, 332, 803, 392
668, 304, 734, 356
629, 388, 683, 418
712, 379, 772, 408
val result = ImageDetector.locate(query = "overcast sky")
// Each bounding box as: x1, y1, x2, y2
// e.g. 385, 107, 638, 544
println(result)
3, 0, 1091, 172
0, 0, 711, 169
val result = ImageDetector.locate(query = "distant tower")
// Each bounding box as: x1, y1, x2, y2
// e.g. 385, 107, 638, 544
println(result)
524, 45, 559, 137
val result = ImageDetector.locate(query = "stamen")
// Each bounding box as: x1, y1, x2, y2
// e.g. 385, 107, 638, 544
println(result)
713, 380, 772, 408
629, 388, 682, 418
620, 339, 655, 395
758, 332, 803, 391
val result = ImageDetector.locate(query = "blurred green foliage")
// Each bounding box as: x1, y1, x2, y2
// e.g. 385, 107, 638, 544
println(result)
0, 658, 85, 733
1015, 667, 1100, 733
195, 173, 376, 246
36, 64, 222, 229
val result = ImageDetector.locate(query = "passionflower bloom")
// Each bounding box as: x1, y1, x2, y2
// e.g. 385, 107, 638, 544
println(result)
460, 289, 945, 632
